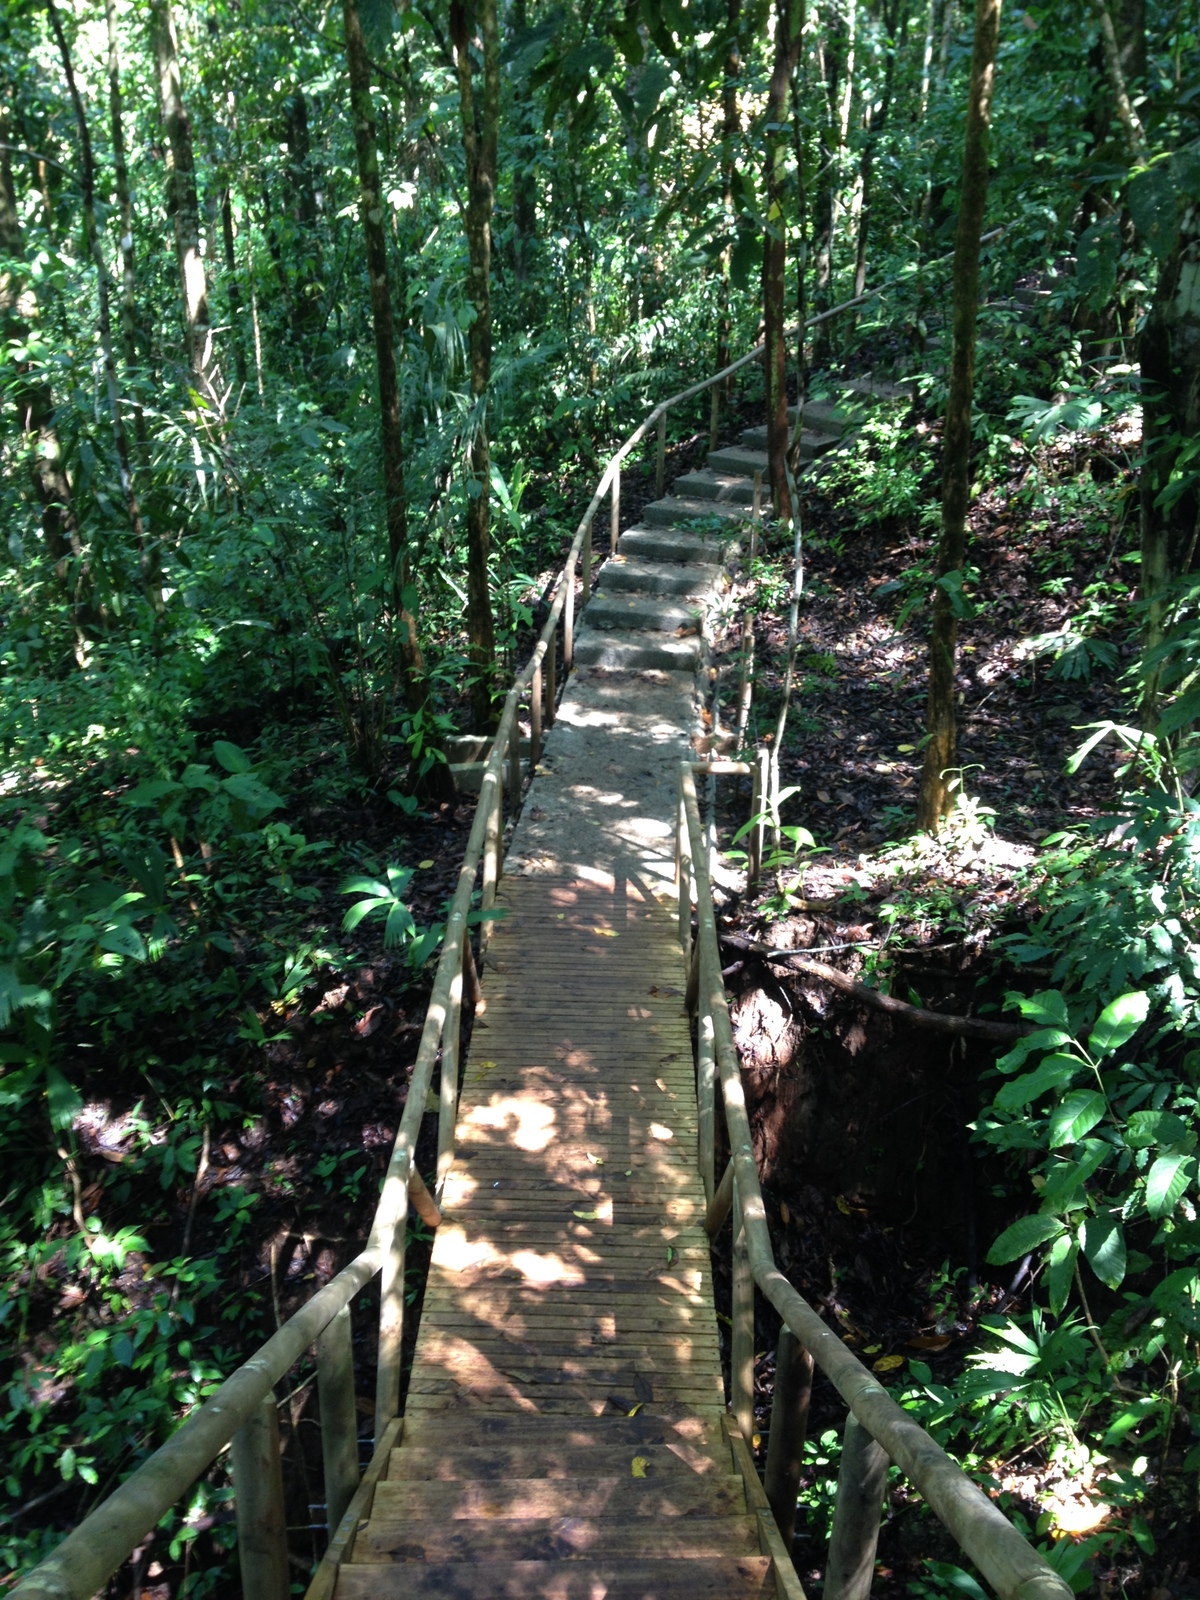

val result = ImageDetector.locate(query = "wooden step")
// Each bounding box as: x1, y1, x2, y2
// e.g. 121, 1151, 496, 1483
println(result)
399, 1410, 722, 1449
386, 1441, 730, 1480
370, 1474, 746, 1521
351, 1513, 760, 1564
337, 1555, 773, 1597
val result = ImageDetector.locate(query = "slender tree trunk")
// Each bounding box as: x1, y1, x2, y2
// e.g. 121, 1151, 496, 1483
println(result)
285, 89, 323, 347
509, 0, 538, 284
1139, 199, 1200, 726
1088, 0, 1147, 162
0, 113, 81, 583
916, 0, 1001, 832
47, 0, 159, 609
790, 56, 808, 398
762, 0, 804, 519
452, 0, 500, 731
712, 0, 741, 447
811, 7, 841, 369
220, 186, 249, 392
150, 0, 218, 401
104, 0, 139, 372
852, 0, 899, 301
342, 0, 425, 706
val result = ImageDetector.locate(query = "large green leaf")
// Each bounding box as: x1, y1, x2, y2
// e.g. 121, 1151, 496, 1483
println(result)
1088, 990, 1149, 1059
1145, 1153, 1194, 1219
1047, 1231, 1078, 1315
212, 740, 253, 774
1081, 1213, 1126, 1289
1128, 163, 1178, 261
1048, 1089, 1107, 1147
986, 1213, 1066, 1265
994, 1053, 1082, 1111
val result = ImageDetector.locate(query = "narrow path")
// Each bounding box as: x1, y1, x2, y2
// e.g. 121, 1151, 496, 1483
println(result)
331, 401, 854, 1597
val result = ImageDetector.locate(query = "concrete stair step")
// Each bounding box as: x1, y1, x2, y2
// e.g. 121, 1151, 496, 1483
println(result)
584, 592, 701, 635
706, 445, 769, 477
596, 555, 720, 596
792, 398, 848, 433
573, 626, 702, 672
337, 1556, 774, 1597
736, 425, 834, 456
618, 526, 732, 565
642, 496, 750, 528
673, 469, 758, 506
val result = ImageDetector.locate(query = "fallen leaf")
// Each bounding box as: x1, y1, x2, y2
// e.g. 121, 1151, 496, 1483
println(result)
593, 927, 618, 937
624, 1169, 633, 1177
655, 1078, 668, 1092
864, 1343, 881, 1355
355, 1004, 385, 1038
780, 1202, 790, 1225
417, 858, 435, 869
897, 744, 915, 754
556, 913, 566, 920
573, 1208, 601, 1221
585, 1151, 603, 1165
873, 1355, 906, 1373
628, 1402, 643, 1416
817, 790, 832, 802
751, 1432, 761, 1450
470, 1058, 498, 1083
906, 1334, 953, 1352
666, 1245, 676, 1266
836, 1195, 852, 1215
648, 984, 683, 997
631, 1456, 649, 1478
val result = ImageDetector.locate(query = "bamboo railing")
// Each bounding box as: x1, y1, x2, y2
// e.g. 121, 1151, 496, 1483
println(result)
676, 762, 1073, 1600
11, 261, 985, 1600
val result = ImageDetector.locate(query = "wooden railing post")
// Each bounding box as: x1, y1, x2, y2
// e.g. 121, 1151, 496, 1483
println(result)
748, 749, 768, 887
316, 1306, 360, 1539
507, 706, 521, 806
676, 787, 691, 962
581, 522, 592, 604
372, 1181, 409, 1446
764, 1326, 815, 1550
709, 383, 720, 452
824, 1414, 890, 1600
437, 930, 465, 1187
564, 556, 575, 669
731, 1176, 755, 1448
531, 660, 543, 768
655, 409, 667, 498
545, 621, 557, 727
231, 1395, 288, 1600
610, 463, 620, 554
696, 1000, 716, 1207
481, 780, 500, 951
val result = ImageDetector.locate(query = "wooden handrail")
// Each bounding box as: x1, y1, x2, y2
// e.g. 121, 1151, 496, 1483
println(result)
677, 762, 1072, 1600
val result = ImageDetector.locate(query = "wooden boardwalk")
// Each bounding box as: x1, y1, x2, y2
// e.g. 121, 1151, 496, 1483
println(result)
335, 875, 781, 1597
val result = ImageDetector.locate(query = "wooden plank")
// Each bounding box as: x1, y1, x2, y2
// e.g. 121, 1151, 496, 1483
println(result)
370, 1474, 746, 1521
337, 1556, 773, 1598
385, 1442, 729, 1480
302, 1416, 402, 1600
351, 1515, 760, 1564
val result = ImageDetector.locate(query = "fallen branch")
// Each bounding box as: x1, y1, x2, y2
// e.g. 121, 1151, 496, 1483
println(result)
718, 933, 1031, 1043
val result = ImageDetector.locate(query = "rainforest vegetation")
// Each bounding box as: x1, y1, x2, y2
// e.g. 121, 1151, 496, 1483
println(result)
1, 0, 1199, 1591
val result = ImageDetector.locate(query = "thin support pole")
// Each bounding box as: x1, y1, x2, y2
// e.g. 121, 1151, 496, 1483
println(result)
676, 789, 691, 962
684, 934, 701, 1015
372, 1181, 409, 1447
481, 782, 500, 951
705, 1156, 734, 1236
655, 409, 666, 498
463, 933, 484, 1014
531, 661, 543, 768
752, 470, 763, 559
611, 464, 620, 554
507, 710, 521, 808
545, 621, 557, 727
564, 556, 575, 669
824, 1414, 890, 1600
748, 750, 766, 887
697, 1001, 716, 1207
437, 934, 464, 1188
764, 1327, 814, 1550
231, 1395, 288, 1600
316, 1307, 360, 1541
709, 383, 720, 452
581, 521, 592, 605
731, 1176, 755, 1447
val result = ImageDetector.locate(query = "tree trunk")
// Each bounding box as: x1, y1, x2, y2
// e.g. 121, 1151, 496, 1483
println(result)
916, 0, 1001, 832
220, 186, 249, 392
285, 89, 323, 348
150, 0, 217, 401
1088, 0, 1147, 162
104, 0, 139, 373
811, 7, 841, 370
851, 0, 899, 301
790, 56, 808, 397
1139, 198, 1200, 725
712, 0, 741, 447
509, 0, 538, 285
47, 0, 159, 608
762, 0, 804, 520
452, 0, 500, 731
0, 111, 80, 582
342, 0, 425, 706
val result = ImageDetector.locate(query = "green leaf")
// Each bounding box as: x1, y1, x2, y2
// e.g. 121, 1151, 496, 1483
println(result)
1048, 1090, 1107, 1147
1128, 162, 1178, 262
1126, 1110, 1190, 1149
986, 1213, 1066, 1265
923, 1564, 988, 1600
1088, 991, 1149, 1059
1145, 1153, 1194, 1218
994, 1053, 1082, 1110
212, 740, 253, 774
1047, 1232, 1078, 1314
383, 902, 416, 948
1081, 1213, 1126, 1289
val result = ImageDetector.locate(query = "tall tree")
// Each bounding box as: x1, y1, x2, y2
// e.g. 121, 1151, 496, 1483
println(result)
104, 0, 139, 374
341, 0, 426, 708
711, 0, 742, 448
916, 0, 1001, 831
452, 0, 500, 731
762, 0, 805, 518
150, 0, 217, 400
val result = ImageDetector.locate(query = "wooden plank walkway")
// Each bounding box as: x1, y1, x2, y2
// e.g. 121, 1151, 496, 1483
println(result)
334, 875, 783, 1597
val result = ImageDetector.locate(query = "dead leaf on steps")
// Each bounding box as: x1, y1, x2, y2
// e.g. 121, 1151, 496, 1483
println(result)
907, 1334, 953, 1351
631, 1456, 650, 1478
873, 1355, 906, 1373
355, 1004, 385, 1038
780, 1202, 791, 1225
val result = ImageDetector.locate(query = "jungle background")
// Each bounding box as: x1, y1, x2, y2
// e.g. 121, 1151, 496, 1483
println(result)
1, 0, 1199, 1593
